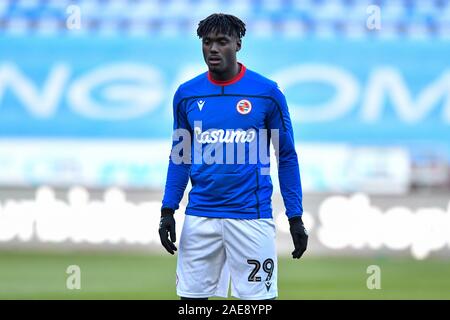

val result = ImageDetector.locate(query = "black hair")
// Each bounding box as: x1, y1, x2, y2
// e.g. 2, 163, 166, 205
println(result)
197, 13, 246, 39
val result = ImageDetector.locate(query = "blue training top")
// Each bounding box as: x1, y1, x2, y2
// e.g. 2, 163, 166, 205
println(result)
161, 63, 303, 219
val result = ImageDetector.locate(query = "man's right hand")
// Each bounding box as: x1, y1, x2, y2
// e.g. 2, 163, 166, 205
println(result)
159, 208, 177, 255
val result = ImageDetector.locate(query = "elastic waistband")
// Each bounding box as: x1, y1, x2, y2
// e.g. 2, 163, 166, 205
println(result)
185, 208, 272, 219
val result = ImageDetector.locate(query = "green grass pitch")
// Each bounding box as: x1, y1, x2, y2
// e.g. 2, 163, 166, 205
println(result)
0, 250, 449, 299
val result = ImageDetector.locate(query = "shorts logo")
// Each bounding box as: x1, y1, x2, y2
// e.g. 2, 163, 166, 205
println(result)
236, 99, 252, 115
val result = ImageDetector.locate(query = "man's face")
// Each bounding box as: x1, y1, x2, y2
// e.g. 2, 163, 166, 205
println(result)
202, 32, 241, 73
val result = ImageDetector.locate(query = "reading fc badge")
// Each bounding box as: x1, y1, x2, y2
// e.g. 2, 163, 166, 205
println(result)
236, 99, 252, 115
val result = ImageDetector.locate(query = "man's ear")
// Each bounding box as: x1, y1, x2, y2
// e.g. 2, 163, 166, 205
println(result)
236, 38, 242, 52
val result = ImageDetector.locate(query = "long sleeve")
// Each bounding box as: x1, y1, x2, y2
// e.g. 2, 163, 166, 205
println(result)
267, 85, 303, 218
161, 87, 192, 211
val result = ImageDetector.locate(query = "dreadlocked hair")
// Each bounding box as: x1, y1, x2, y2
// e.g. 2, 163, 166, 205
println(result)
197, 13, 246, 39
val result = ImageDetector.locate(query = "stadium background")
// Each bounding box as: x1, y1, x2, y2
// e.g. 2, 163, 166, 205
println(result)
0, 0, 450, 299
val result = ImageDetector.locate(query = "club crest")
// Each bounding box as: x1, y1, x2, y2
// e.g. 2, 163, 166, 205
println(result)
236, 99, 252, 115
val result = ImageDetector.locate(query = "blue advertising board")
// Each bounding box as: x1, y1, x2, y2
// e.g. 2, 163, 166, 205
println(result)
0, 35, 449, 147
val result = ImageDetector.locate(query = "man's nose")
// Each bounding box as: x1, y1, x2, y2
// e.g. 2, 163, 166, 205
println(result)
210, 42, 219, 53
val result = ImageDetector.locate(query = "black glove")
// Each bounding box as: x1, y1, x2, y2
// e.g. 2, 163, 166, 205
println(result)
159, 208, 177, 255
289, 216, 308, 259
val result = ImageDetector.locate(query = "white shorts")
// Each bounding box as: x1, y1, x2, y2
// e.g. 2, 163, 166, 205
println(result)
176, 215, 278, 300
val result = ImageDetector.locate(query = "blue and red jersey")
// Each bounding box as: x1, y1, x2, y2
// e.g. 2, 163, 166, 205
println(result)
162, 63, 303, 219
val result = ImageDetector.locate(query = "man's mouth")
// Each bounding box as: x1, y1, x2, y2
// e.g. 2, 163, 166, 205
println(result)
208, 56, 222, 65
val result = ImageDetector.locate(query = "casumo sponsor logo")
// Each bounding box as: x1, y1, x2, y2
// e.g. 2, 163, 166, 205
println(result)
193, 127, 256, 144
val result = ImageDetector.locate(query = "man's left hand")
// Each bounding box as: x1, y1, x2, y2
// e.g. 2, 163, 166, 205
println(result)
289, 216, 308, 259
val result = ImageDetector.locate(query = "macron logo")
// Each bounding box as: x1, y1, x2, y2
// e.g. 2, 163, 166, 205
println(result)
197, 100, 205, 111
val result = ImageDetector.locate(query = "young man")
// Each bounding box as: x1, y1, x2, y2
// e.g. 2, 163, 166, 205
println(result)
159, 13, 308, 300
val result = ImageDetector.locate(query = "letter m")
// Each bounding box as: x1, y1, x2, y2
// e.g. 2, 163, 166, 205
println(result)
362, 68, 450, 123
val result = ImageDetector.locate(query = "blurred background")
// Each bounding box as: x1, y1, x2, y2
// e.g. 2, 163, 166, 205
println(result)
0, 0, 449, 299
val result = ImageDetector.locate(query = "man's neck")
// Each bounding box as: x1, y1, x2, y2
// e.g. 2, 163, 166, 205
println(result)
209, 62, 241, 82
